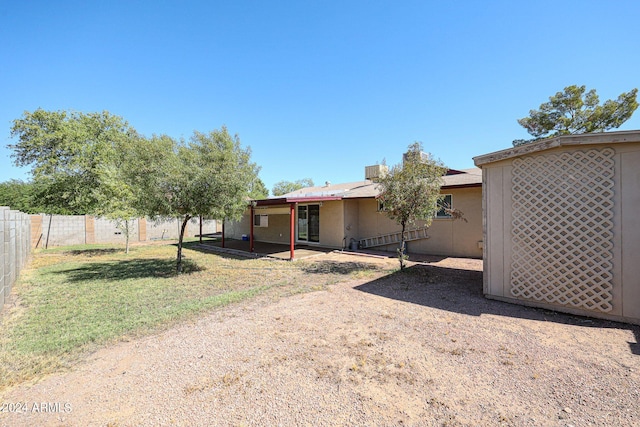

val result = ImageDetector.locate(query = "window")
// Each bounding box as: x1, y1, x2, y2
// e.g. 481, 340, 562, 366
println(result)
254, 214, 268, 227
436, 194, 453, 218
377, 199, 388, 212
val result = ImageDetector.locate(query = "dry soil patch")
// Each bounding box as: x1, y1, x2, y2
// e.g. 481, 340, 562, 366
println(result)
1, 253, 638, 426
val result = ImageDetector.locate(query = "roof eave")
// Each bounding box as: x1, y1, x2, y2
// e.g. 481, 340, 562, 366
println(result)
442, 183, 483, 190
473, 130, 640, 166
252, 196, 343, 206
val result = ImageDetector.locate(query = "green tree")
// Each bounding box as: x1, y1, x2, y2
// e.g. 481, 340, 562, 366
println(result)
248, 177, 269, 199
0, 179, 38, 213
130, 128, 260, 272
272, 178, 314, 196
9, 108, 137, 215
514, 85, 638, 146
10, 108, 145, 251
377, 143, 448, 270
93, 161, 139, 254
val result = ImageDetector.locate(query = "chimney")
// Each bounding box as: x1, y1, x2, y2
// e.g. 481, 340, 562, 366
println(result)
403, 150, 429, 165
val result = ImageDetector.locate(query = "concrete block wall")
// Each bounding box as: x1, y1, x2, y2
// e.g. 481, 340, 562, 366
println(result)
1, 206, 31, 314
33, 214, 86, 248
94, 217, 140, 244
145, 217, 219, 241
146, 217, 183, 241
30, 215, 219, 248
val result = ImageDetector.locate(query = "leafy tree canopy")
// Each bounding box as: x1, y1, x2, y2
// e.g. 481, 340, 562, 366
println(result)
0, 179, 38, 213
9, 108, 137, 214
248, 177, 269, 199
514, 85, 638, 146
272, 178, 314, 196
128, 127, 260, 272
377, 142, 447, 269
9, 109, 264, 265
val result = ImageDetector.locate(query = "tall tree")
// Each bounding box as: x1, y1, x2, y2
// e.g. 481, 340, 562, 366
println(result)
272, 178, 314, 196
130, 128, 260, 272
377, 143, 447, 270
9, 108, 137, 215
514, 85, 638, 146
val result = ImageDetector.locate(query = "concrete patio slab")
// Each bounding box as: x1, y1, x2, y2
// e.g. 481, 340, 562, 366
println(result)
193, 239, 332, 260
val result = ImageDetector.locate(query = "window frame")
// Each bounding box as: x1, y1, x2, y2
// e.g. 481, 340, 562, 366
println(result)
435, 194, 453, 219
253, 214, 268, 227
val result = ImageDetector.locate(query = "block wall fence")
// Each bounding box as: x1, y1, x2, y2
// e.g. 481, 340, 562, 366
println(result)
30, 215, 221, 249
0, 207, 31, 314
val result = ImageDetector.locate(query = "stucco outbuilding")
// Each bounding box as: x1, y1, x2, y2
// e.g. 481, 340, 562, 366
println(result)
474, 130, 640, 325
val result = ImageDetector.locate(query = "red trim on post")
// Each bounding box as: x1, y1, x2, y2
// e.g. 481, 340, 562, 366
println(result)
250, 205, 255, 253
290, 203, 295, 260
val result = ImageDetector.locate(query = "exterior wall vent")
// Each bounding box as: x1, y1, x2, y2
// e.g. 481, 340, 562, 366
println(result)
365, 164, 388, 181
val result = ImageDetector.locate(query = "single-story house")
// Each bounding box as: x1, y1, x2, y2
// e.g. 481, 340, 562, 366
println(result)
473, 130, 640, 325
224, 164, 483, 260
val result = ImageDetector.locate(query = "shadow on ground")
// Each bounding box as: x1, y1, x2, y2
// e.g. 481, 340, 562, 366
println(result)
183, 239, 334, 260
180, 241, 255, 261
63, 248, 122, 257
299, 260, 386, 275
355, 263, 640, 356
54, 258, 204, 282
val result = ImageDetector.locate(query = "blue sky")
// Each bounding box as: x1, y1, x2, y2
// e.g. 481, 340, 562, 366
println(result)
2, 1, 639, 194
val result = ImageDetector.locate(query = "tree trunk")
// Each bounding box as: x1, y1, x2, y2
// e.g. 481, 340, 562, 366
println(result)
176, 215, 191, 273
124, 220, 130, 254
399, 220, 407, 270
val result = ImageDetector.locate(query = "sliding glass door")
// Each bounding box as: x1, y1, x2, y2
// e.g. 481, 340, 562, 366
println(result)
297, 204, 320, 243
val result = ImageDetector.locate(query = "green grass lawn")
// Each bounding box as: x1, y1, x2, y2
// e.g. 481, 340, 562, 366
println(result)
0, 240, 388, 391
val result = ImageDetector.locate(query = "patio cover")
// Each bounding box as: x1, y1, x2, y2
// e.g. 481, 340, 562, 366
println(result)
244, 196, 342, 260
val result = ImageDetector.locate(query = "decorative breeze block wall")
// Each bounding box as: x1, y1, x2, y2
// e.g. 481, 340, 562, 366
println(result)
510, 148, 615, 312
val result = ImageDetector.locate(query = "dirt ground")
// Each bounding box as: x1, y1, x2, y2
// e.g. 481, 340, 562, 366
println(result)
1, 252, 639, 426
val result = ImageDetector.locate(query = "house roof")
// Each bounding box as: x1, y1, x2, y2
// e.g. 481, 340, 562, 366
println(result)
254, 195, 343, 207
473, 130, 640, 167
441, 168, 482, 188
276, 180, 371, 198
258, 168, 483, 204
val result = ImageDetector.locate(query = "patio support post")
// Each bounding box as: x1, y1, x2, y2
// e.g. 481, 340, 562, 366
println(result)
221, 219, 225, 248
289, 203, 295, 260
250, 204, 255, 253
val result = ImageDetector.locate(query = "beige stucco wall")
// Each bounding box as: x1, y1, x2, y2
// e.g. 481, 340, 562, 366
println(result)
343, 199, 361, 249
481, 142, 640, 324
352, 187, 483, 258
412, 187, 483, 258
316, 200, 345, 249
253, 213, 290, 244
226, 202, 346, 249
356, 198, 394, 239
225, 207, 293, 244
223, 211, 251, 240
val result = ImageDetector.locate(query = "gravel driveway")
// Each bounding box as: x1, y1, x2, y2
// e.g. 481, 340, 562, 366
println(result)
1, 253, 639, 426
